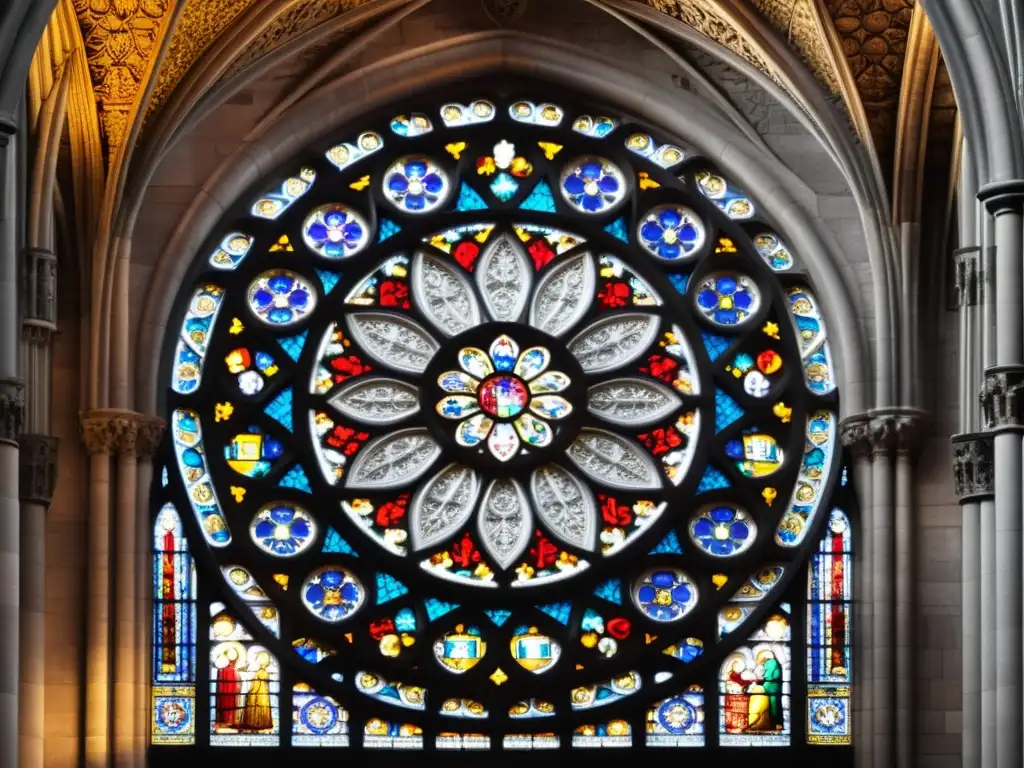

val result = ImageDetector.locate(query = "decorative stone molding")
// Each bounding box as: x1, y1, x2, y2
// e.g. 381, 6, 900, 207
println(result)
839, 415, 872, 459
482, 0, 528, 26
979, 365, 1024, 431
18, 434, 59, 507
136, 416, 167, 458
80, 410, 139, 456
953, 246, 981, 308
951, 432, 993, 502
977, 179, 1024, 216
0, 377, 26, 446
841, 409, 928, 459
21, 247, 58, 331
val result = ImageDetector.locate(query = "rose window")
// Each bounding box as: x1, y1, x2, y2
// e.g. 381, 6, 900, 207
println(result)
154, 94, 853, 755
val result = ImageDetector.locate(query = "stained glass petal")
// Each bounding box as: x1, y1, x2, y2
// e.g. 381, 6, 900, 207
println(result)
409, 464, 481, 551
438, 371, 479, 395
587, 378, 682, 427
488, 423, 520, 462
530, 464, 597, 550
459, 347, 494, 379
436, 396, 480, 420
412, 251, 482, 337
456, 413, 494, 446
344, 428, 441, 490
489, 335, 520, 371
529, 371, 571, 394
529, 252, 595, 337
529, 395, 573, 420
477, 479, 533, 570
345, 312, 439, 374
566, 429, 662, 490
514, 347, 551, 381
568, 313, 661, 374
329, 377, 420, 425
513, 413, 553, 448
476, 233, 532, 322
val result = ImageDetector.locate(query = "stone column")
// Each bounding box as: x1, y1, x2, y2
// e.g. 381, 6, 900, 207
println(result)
81, 412, 135, 768
113, 418, 139, 768
952, 434, 992, 768
840, 416, 873, 768
134, 418, 164, 765
0, 124, 24, 768
978, 178, 1024, 768
17, 434, 56, 768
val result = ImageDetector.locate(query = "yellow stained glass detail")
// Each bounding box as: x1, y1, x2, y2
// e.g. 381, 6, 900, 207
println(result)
229, 318, 244, 335
773, 402, 793, 423
229, 486, 246, 502
716, 237, 737, 253
269, 235, 293, 252
214, 402, 233, 422
349, 175, 371, 191
446, 142, 467, 159
712, 573, 728, 589
273, 573, 289, 590
763, 321, 780, 339
762, 487, 778, 506
490, 668, 508, 685
638, 171, 660, 190
538, 141, 563, 160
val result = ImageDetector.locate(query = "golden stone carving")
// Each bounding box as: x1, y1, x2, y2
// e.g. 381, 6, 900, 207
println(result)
73, 0, 172, 154
748, 0, 842, 94
148, 0, 257, 114
825, 0, 914, 155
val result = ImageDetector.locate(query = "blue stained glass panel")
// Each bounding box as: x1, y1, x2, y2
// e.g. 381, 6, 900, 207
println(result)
376, 573, 409, 605
696, 465, 731, 493
278, 331, 308, 363
278, 464, 312, 493
456, 183, 488, 212
377, 218, 402, 242
594, 579, 623, 605
668, 273, 688, 295
538, 601, 571, 625
715, 389, 745, 432
648, 530, 683, 554
519, 179, 557, 213
701, 331, 731, 362
322, 527, 358, 556
161, 466, 169, 487
316, 269, 341, 295
604, 216, 629, 243
425, 597, 459, 621
265, 388, 293, 431
490, 172, 519, 201
485, 609, 512, 626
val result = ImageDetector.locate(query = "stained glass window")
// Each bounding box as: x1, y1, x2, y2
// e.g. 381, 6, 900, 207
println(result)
153, 92, 853, 759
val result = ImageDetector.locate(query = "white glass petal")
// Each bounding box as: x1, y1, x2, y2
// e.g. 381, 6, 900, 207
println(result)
566, 428, 661, 490
477, 479, 533, 570
529, 395, 573, 420
529, 252, 596, 337
438, 371, 479, 394
436, 395, 480, 420
489, 335, 520, 372
529, 371, 571, 394
409, 463, 481, 551
488, 422, 521, 462
476, 233, 532, 322
513, 347, 551, 381
456, 413, 494, 446
530, 464, 597, 550
459, 347, 493, 379
346, 312, 439, 374
568, 313, 660, 374
514, 413, 553, 448
587, 378, 683, 427
344, 428, 441, 490
329, 377, 420, 425
412, 251, 482, 337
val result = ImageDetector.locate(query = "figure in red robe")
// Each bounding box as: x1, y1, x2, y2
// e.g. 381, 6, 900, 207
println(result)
214, 647, 242, 729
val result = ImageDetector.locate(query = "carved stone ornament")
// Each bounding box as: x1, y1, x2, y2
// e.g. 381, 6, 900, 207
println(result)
841, 410, 927, 458
21, 247, 58, 329
839, 415, 871, 458
19, 434, 59, 507
482, 0, 528, 26
79, 410, 140, 456
951, 433, 994, 501
980, 366, 1024, 431
953, 247, 981, 308
136, 416, 167, 458
0, 377, 25, 445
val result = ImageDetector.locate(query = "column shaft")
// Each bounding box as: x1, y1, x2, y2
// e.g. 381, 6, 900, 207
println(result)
981, 497, 997, 768
962, 500, 982, 768
872, 451, 895, 767
0, 442, 19, 768
113, 449, 137, 767
994, 432, 1022, 768
84, 450, 111, 767
18, 500, 44, 768
134, 459, 154, 766
894, 451, 914, 768
853, 449, 874, 768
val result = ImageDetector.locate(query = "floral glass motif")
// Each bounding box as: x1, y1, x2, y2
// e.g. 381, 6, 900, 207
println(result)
560, 156, 626, 213
638, 204, 705, 261
159, 94, 850, 756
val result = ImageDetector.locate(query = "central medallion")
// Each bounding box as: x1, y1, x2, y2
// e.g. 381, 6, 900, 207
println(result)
434, 333, 575, 463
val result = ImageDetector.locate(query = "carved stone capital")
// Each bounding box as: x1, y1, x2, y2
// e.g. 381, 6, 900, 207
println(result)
21, 247, 57, 330
978, 179, 1024, 215
80, 409, 139, 456
951, 433, 994, 502
19, 434, 58, 507
857, 408, 929, 457
0, 377, 25, 446
136, 417, 167, 458
482, 0, 528, 25
839, 415, 872, 459
980, 365, 1024, 431
953, 246, 981, 307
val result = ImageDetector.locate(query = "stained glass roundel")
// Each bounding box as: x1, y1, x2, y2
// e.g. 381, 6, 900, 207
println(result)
161, 93, 843, 752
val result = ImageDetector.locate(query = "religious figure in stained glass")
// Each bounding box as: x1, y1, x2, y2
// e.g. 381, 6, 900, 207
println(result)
151, 91, 852, 756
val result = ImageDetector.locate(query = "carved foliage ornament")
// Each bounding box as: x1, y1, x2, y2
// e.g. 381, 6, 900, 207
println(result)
980, 367, 1024, 430
0, 378, 26, 445
951, 434, 993, 501
19, 434, 59, 507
